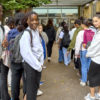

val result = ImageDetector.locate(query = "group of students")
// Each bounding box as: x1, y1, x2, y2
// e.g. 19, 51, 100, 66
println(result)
57, 13, 100, 100
1, 3, 100, 100
0, 3, 51, 100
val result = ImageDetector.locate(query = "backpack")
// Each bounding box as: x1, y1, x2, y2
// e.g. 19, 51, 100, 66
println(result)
83, 29, 94, 49
61, 30, 71, 48
10, 29, 33, 63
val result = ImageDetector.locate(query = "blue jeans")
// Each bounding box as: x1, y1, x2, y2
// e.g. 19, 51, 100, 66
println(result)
62, 47, 71, 66
80, 50, 91, 82
58, 49, 63, 62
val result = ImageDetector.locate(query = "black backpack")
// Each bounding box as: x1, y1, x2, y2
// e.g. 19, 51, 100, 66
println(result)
10, 29, 33, 63
61, 30, 71, 48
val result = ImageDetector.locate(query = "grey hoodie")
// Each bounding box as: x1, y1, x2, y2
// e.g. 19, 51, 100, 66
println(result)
86, 30, 100, 64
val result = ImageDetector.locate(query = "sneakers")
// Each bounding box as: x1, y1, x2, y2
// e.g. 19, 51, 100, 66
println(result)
84, 93, 96, 100
80, 81, 86, 86
37, 89, 43, 96
95, 93, 100, 100
48, 57, 51, 62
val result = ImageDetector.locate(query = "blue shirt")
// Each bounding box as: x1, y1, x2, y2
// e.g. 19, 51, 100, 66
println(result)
7, 28, 19, 50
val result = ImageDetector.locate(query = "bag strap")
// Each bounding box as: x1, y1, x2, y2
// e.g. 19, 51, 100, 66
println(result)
0, 25, 5, 34
24, 29, 33, 47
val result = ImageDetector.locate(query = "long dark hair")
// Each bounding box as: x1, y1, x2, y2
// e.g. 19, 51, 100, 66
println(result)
81, 19, 89, 27
61, 21, 69, 34
14, 12, 25, 32
5, 16, 15, 29
47, 19, 53, 27
17, 11, 38, 32
88, 19, 93, 26
21, 11, 38, 29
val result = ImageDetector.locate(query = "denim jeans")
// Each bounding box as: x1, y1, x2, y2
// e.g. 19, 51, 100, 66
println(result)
80, 50, 91, 82
62, 47, 71, 66
58, 49, 63, 62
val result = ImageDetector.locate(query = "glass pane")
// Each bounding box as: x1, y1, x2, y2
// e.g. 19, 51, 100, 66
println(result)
62, 9, 78, 17
33, 9, 47, 17
48, 8, 61, 17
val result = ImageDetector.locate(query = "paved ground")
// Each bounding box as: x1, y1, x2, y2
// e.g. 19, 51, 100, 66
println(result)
9, 43, 90, 100
37, 43, 89, 100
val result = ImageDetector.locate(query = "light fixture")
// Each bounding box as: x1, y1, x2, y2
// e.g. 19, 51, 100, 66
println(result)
85, 3, 90, 7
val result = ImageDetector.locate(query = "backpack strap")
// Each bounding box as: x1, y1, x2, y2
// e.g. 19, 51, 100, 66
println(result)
24, 29, 33, 47
0, 25, 5, 34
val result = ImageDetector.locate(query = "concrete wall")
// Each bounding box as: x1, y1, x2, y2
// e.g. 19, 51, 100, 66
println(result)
83, 3, 92, 18
81, 0, 100, 18
96, 1, 100, 12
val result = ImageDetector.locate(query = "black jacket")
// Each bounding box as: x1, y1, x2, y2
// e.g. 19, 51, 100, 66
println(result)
44, 26, 56, 42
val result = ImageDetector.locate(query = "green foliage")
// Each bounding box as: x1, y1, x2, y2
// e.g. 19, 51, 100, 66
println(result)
0, 0, 51, 11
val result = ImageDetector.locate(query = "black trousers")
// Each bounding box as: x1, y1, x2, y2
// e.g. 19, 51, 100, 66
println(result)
0, 61, 10, 100
47, 41, 54, 57
23, 62, 41, 100
11, 62, 24, 100
71, 49, 75, 60
74, 58, 81, 75
0, 60, 2, 99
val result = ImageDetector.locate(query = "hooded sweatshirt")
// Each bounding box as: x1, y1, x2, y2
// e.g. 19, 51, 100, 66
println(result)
86, 30, 100, 64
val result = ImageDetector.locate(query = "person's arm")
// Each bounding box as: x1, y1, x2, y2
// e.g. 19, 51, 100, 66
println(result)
86, 33, 100, 57
43, 32, 48, 44
0, 27, 4, 43
75, 31, 83, 56
58, 31, 64, 48
20, 31, 42, 72
67, 36, 75, 51
82, 31, 87, 48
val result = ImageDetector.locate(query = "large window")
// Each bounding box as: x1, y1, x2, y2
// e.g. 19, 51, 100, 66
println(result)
33, 7, 78, 18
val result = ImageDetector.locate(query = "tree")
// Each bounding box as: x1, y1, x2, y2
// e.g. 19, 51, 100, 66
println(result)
1, 0, 51, 11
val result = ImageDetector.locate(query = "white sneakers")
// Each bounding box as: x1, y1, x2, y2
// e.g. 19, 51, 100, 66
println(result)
80, 81, 86, 86
84, 93, 95, 100
84, 93, 100, 100
37, 89, 43, 96
48, 57, 51, 62
95, 93, 100, 100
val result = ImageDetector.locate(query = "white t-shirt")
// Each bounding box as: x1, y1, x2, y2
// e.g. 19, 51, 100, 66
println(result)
59, 31, 64, 39
69, 28, 76, 40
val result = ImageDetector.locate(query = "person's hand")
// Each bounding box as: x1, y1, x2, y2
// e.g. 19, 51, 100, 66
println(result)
75, 54, 80, 58
2, 39, 8, 48
83, 44, 86, 48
